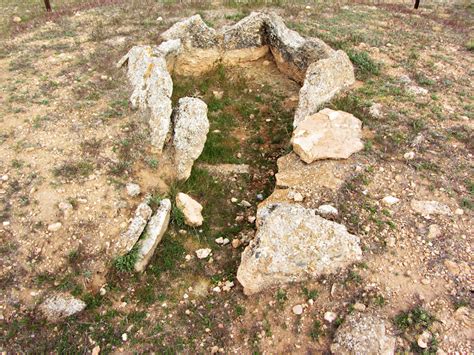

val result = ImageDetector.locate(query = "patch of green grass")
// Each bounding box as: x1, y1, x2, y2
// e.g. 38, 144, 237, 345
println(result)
113, 244, 139, 273
199, 132, 240, 164
309, 320, 322, 341
148, 236, 186, 277
302, 287, 319, 300
235, 304, 246, 316
276, 289, 287, 308
347, 50, 380, 79
394, 307, 435, 332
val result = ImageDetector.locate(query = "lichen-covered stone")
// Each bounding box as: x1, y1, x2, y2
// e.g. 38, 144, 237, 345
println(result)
330, 313, 396, 355
237, 203, 362, 295
117, 45, 173, 151
134, 199, 171, 272
291, 108, 363, 163
294, 50, 355, 127
222, 12, 269, 50
266, 13, 334, 83
173, 97, 209, 181
117, 201, 152, 254
160, 14, 218, 49
38, 293, 86, 322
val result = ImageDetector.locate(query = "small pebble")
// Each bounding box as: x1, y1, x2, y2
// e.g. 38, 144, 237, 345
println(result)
324, 311, 337, 323
292, 304, 303, 315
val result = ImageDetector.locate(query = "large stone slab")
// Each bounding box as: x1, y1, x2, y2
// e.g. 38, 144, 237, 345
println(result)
134, 199, 171, 272
117, 200, 152, 254
237, 203, 362, 295
294, 50, 355, 127
330, 313, 396, 355
173, 97, 209, 181
38, 293, 86, 322
291, 108, 363, 163
117, 45, 173, 151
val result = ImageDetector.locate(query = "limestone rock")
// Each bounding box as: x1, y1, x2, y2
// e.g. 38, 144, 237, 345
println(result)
317, 204, 338, 216
118, 201, 152, 254
266, 13, 334, 83
222, 12, 269, 50
237, 203, 362, 295
173, 97, 209, 181
38, 293, 86, 322
411, 200, 451, 217
117, 45, 173, 151
48, 222, 62, 232
330, 313, 396, 355
160, 14, 218, 49
291, 109, 363, 163
134, 199, 171, 272
294, 50, 355, 127
176, 192, 204, 227
126, 182, 141, 197
196, 248, 211, 259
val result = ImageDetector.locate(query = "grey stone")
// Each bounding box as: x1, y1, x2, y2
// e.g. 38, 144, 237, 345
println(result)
237, 203, 362, 295
118, 201, 152, 254
134, 199, 171, 272
294, 50, 355, 127
173, 97, 209, 181
38, 293, 86, 322
330, 313, 396, 355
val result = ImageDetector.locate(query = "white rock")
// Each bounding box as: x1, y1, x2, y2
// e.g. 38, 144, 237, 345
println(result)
382, 196, 400, 206
173, 97, 209, 181
331, 313, 396, 354
294, 50, 355, 126
427, 224, 442, 239
404, 151, 415, 160
247, 216, 256, 223
134, 199, 171, 272
126, 183, 141, 197
291, 109, 363, 163
38, 293, 86, 322
353, 302, 366, 311
240, 200, 251, 208
231, 197, 238, 203
317, 204, 338, 216
237, 203, 362, 295
117, 46, 173, 151
417, 330, 432, 349
292, 304, 304, 315
122, 333, 128, 342
369, 103, 383, 118
407, 85, 428, 95
411, 200, 451, 217
48, 222, 62, 232
324, 311, 337, 323
176, 192, 203, 227
13, 16, 22, 23
223, 281, 234, 292
196, 248, 211, 259
455, 208, 464, 215
118, 201, 152, 254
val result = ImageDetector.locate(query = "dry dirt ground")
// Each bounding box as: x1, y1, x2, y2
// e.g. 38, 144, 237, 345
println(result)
0, 1, 473, 353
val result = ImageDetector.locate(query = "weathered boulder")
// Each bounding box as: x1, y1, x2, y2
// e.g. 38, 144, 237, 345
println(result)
117, 201, 152, 254
38, 293, 86, 322
294, 50, 355, 127
330, 313, 396, 355
237, 203, 362, 295
411, 200, 451, 217
222, 12, 269, 50
134, 199, 171, 272
117, 45, 173, 151
176, 192, 204, 227
291, 108, 363, 163
161, 14, 218, 49
266, 13, 333, 83
173, 97, 209, 181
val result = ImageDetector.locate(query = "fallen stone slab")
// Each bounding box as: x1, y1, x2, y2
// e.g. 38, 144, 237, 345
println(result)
173, 97, 209, 181
294, 50, 355, 127
237, 203, 362, 295
117, 200, 152, 254
134, 199, 172, 272
411, 199, 451, 217
176, 192, 204, 227
291, 108, 363, 163
38, 293, 86, 322
330, 313, 396, 355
